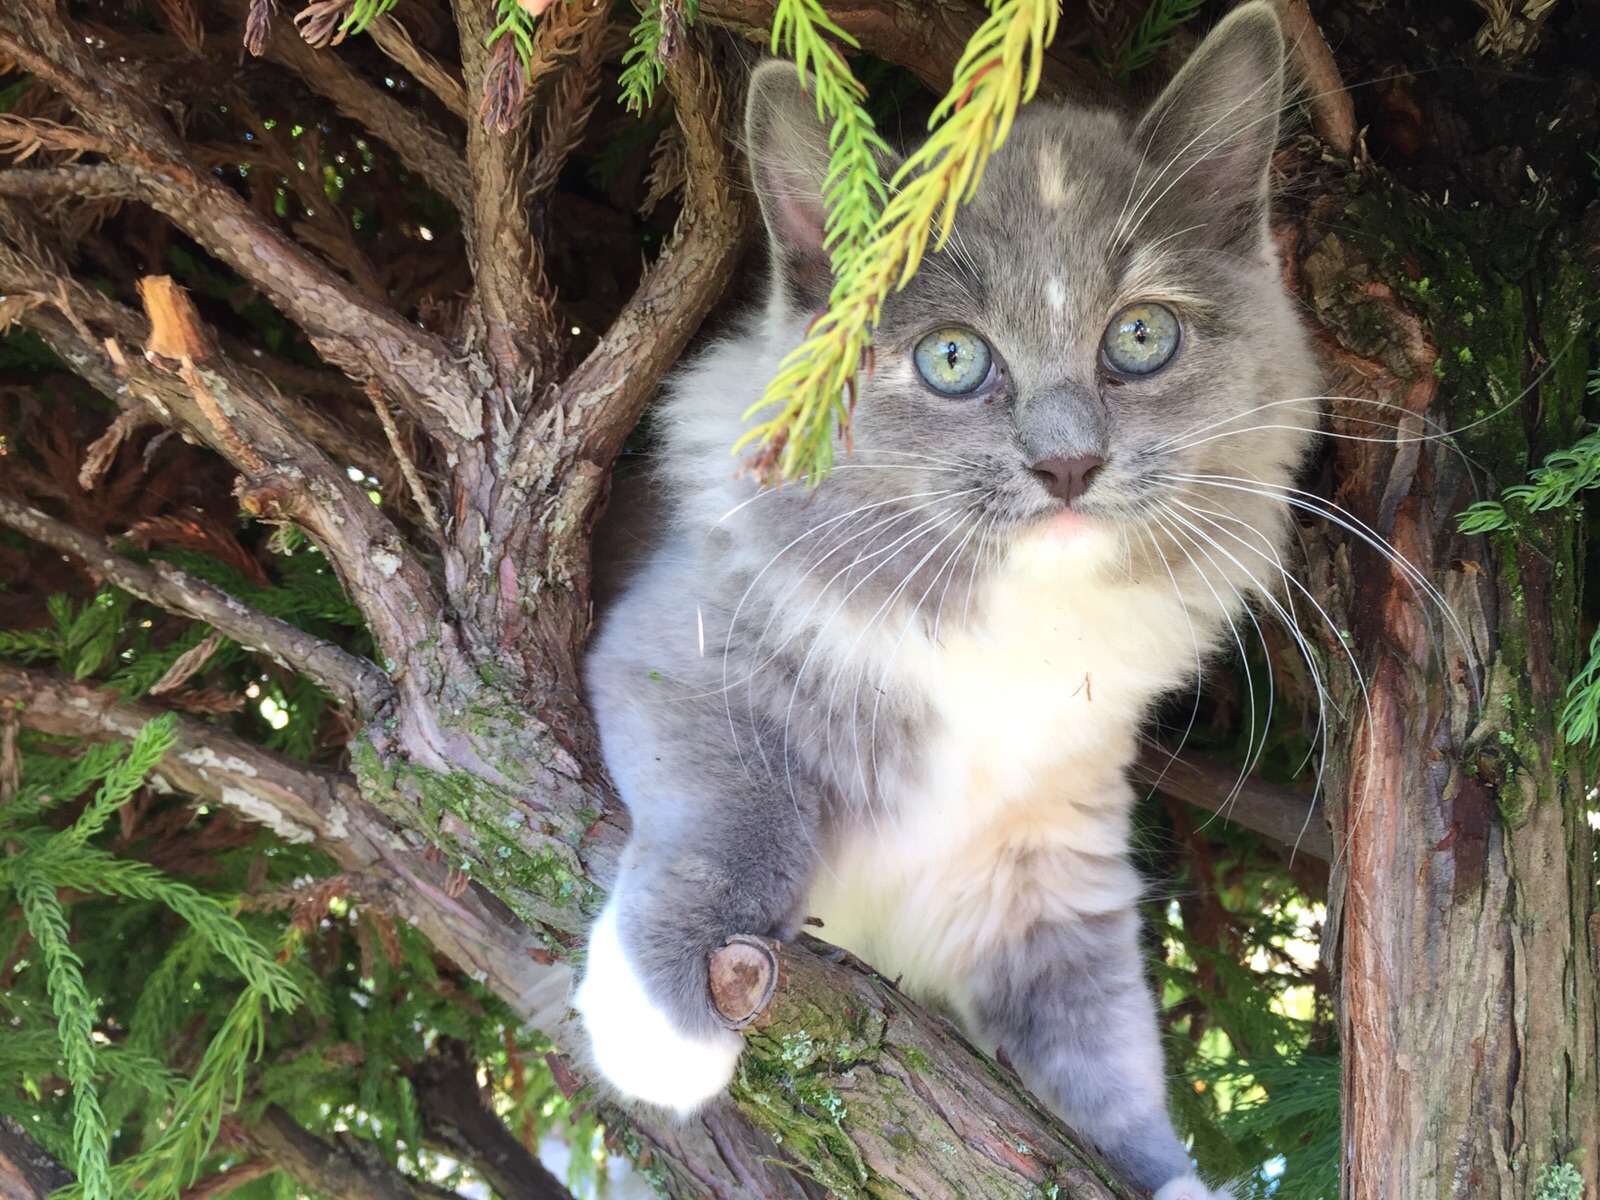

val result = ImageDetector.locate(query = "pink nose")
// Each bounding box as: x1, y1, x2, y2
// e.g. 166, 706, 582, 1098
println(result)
1029, 454, 1105, 505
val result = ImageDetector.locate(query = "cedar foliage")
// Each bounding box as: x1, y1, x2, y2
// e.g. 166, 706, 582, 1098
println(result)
0, 0, 1596, 1198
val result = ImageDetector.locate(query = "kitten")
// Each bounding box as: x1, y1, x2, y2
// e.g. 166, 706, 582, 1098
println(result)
575, 4, 1319, 1196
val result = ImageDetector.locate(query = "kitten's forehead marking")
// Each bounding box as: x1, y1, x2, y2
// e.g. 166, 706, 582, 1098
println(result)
1045, 277, 1067, 312
1036, 141, 1076, 209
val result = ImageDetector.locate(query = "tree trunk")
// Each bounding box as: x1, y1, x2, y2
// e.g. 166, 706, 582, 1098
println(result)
1280, 23, 1600, 1188
1, 0, 1596, 1196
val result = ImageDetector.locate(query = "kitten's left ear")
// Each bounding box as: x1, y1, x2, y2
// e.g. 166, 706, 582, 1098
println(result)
1133, 1, 1286, 244
745, 62, 836, 310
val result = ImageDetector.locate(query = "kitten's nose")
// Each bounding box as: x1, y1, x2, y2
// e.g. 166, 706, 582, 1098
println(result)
1029, 454, 1105, 505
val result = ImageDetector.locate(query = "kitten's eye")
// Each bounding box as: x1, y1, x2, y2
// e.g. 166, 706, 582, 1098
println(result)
913, 327, 993, 395
1102, 303, 1180, 376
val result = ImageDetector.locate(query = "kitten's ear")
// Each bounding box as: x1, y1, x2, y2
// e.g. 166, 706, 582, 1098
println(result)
1133, 1, 1286, 244
745, 62, 837, 311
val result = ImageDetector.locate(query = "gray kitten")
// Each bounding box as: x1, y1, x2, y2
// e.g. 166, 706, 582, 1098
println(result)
575, 5, 1318, 1196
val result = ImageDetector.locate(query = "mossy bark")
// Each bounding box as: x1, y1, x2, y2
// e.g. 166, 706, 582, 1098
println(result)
1293, 161, 1600, 1198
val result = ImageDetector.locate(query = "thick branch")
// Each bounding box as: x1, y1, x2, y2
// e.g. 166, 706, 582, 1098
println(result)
0, 163, 140, 201
0, 1117, 73, 1200
410, 1038, 574, 1200
243, 5, 472, 214
0, 13, 481, 447
451, 0, 567, 396
1132, 745, 1333, 862
522, 27, 747, 483
0, 494, 390, 716
245, 1106, 456, 1200
698, 0, 1114, 104
713, 938, 1138, 1199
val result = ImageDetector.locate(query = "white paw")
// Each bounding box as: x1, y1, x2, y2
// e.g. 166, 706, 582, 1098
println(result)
1154, 1176, 1234, 1200
573, 905, 743, 1116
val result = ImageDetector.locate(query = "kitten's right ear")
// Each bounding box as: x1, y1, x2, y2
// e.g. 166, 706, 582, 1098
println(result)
1133, 1, 1286, 246
745, 62, 836, 311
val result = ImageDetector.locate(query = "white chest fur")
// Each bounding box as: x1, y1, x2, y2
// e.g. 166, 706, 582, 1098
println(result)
805, 526, 1217, 1003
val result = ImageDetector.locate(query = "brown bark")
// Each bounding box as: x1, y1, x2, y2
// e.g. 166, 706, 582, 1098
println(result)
410, 1038, 575, 1200
245, 1105, 457, 1200
1291, 174, 1599, 1197
3, 0, 1595, 1197
0, 1118, 73, 1200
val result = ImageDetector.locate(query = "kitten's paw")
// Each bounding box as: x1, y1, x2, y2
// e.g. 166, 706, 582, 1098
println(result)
1154, 1176, 1234, 1200
574, 906, 742, 1116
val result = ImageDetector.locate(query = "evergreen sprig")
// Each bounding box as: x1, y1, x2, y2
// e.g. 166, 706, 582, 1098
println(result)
620, 3, 667, 113
1114, 0, 1206, 82
2, 717, 306, 1198
769, 0, 890, 267
95, 984, 276, 1200
56, 714, 177, 850
1455, 366, 1600, 744
738, 0, 1059, 485
14, 869, 115, 1200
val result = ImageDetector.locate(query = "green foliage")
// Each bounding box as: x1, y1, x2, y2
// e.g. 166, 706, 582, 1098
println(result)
740, 0, 1059, 484
338, 0, 400, 38
620, 0, 699, 113
620, 4, 669, 113
1112, 0, 1207, 81
1535, 1160, 1586, 1200
13, 870, 115, 1200
0, 716, 301, 1200
1457, 364, 1600, 744
769, 0, 890, 268
0, 714, 593, 1198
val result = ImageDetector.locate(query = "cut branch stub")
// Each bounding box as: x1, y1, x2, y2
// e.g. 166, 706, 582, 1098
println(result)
709, 934, 781, 1028
138, 274, 213, 362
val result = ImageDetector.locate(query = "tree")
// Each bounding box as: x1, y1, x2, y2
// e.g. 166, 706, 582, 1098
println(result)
0, 0, 1595, 1197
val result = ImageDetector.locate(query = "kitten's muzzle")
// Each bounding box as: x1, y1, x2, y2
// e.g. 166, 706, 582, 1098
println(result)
1029, 454, 1105, 506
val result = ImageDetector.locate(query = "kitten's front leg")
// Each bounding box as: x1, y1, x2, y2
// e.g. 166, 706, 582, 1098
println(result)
574, 800, 819, 1116
965, 903, 1228, 1199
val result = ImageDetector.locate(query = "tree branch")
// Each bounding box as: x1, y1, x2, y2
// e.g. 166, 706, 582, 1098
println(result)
237, 2, 473, 214
0, 163, 140, 202
366, 15, 470, 121
514, 24, 747, 487
0, 494, 391, 716
451, 0, 568, 398
0, 11, 482, 447
0, 232, 444, 685
0, 1116, 73, 1200
1133, 746, 1334, 862
177, 1158, 278, 1200
245, 1105, 458, 1200
410, 1038, 574, 1200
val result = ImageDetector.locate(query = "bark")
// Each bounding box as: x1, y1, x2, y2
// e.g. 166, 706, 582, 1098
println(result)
244, 1105, 459, 1200
1284, 104, 1600, 1200
410, 1037, 576, 1200
2, 0, 1596, 1197
0, 1118, 73, 1200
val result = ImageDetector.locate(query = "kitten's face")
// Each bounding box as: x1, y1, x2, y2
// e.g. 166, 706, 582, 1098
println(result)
744, 7, 1319, 594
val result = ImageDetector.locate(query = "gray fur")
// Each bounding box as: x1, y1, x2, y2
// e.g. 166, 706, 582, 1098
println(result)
578, 3, 1317, 1192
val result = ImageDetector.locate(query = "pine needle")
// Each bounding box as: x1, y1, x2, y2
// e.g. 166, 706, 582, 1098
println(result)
738, 0, 1060, 486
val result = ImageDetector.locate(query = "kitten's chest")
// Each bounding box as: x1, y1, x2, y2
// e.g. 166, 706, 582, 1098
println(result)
804, 560, 1202, 987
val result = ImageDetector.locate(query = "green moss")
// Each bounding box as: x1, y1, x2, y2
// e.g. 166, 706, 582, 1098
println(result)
350, 735, 600, 932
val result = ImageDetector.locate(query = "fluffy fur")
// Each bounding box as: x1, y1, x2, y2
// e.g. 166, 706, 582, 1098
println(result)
573, 4, 1319, 1193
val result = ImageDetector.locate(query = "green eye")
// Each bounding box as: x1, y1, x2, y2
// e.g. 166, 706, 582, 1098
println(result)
1102, 303, 1180, 375
913, 327, 993, 395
